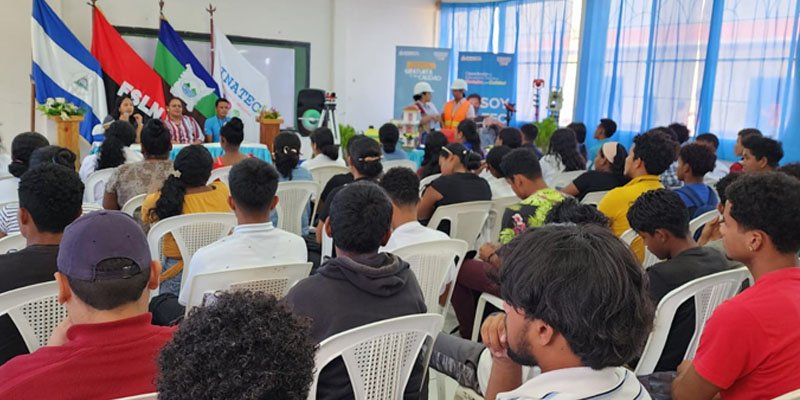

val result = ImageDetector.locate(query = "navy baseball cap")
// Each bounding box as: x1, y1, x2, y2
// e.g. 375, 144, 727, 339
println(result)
57, 210, 151, 281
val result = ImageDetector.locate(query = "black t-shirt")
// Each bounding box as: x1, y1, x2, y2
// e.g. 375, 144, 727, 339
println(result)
645, 246, 730, 372
0, 245, 60, 365
426, 173, 492, 234
572, 170, 630, 200
318, 177, 377, 223
319, 173, 354, 207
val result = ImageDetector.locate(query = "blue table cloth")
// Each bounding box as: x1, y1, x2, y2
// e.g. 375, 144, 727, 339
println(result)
95, 143, 273, 163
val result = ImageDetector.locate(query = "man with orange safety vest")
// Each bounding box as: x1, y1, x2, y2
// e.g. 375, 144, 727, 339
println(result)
441, 79, 476, 142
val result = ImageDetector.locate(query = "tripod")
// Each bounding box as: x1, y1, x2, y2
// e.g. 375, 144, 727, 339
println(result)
318, 92, 341, 144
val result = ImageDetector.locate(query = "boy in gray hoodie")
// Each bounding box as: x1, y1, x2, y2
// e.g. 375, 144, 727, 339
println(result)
285, 181, 427, 399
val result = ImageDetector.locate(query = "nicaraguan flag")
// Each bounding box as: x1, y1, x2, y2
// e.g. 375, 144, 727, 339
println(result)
31, 0, 107, 142
154, 18, 219, 117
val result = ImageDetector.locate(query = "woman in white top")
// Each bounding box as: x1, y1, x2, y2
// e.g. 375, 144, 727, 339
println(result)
540, 127, 586, 184
79, 120, 144, 181
411, 81, 440, 133
0, 132, 49, 204
302, 127, 345, 169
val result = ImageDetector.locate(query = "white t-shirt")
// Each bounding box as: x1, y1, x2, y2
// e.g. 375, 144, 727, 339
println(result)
0, 177, 20, 204
302, 153, 346, 170
380, 221, 452, 294
539, 154, 566, 186
495, 366, 650, 400
179, 222, 308, 306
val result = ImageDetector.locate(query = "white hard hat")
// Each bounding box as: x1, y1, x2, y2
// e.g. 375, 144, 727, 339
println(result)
414, 82, 434, 95
451, 79, 468, 91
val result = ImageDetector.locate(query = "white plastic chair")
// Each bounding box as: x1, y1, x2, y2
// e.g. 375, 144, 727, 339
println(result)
580, 190, 609, 206
308, 165, 350, 219
391, 239, 468, 316
635, 267, 750, 375
83, 168, 116, 204
419, 173, 441, 197
621, 228, 661, 268
114, 393, 158, 400
147, 213, 237, 285
308, 313, 443, 400
207, 166, 233, 187
549, 170, 585, 190
275, 181, 318, 236
183, 262, 313, 312
485, 195, 518, 243
471, 293, 505, 342
321, 225, 334, 260
689, 209, 720, 237
427, 201, 493, 250
383, 159, 418, 171
772, 388, 800, 400
0, 281, 65, 352
121, 193, 148, 217
0, 233, 26, 254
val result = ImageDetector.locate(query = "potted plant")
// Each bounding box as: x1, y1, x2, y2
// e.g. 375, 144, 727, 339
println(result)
36, 97, 86, 121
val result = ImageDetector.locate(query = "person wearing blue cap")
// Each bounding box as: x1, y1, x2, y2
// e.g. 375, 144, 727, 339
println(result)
0, 210, 175, 399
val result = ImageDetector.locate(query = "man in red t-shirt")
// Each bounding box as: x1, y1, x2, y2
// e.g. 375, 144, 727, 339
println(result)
0, 211, 175, 399
672, 172, 800, 399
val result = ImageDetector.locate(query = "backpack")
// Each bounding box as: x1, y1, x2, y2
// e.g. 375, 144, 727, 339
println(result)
682, 185, 718, 220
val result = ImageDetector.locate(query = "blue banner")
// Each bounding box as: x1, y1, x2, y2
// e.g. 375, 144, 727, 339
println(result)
457, 52, 517, 125
394, 46, 451, 118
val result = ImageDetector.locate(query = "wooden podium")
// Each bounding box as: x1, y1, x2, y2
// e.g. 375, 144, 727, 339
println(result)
50, 115, 83, 168
258, 118, 283, 153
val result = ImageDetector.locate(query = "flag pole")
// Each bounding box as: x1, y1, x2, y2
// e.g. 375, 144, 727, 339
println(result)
159, 0, 165, 18
29, 79, 35, 131
207, 3, 216, 72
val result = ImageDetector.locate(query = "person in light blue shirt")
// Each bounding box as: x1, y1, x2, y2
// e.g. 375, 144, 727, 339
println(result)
203, 98, 232, 143
587, 118, 617, 164
379, 123, 409, 161
270, 132, 313, 236
675, 142, 719, 219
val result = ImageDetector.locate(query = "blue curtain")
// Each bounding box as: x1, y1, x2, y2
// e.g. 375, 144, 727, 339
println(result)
439, 2, 497, 82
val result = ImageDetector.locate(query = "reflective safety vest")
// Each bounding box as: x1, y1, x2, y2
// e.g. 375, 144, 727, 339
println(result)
442, 99, 470, 142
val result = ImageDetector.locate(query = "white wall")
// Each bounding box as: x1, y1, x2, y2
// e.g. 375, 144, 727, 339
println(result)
0, 0, 436, 149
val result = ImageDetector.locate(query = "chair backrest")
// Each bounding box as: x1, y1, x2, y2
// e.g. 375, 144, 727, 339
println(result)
0, 281, 65, 352
689, 209, 720, 238
321, 225, 334, 259
390, 239, 468, 316
308, 165, 350, 193
0, 233, 26, 255
121, 193, 148, 217
308, 313, 443, 400
275, 181, 318, 236
634, 267, 750, 375
772, 388, 800, 400
184, 262, 313, 311
621, 228, 661, 268
580, 190, 609, 206
83, 168, 116, 204
418, 173, 441, 197
383, 159, 417, 171
81, 202, 105, 214
549, 170, 584, 189
427, 201, 493, 250
114, 393, 158, 400
486, 196, 518, 243
146, 213, 237, 284
207, 166, 233, 187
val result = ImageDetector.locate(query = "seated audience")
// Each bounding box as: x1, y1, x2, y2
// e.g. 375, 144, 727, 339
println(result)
676, 142, 719, 219
212, 117, 252, 169
627, 189, 729, 372
455, 119, 484, 158
417, 143, 491, 234
202, 98, 231, 143
539, 128, 586, 185
180, 158, 307, 307
418, 130, 449, 178
79, 120, 143, 183
158, 291, 316, 399
102, 94, 143, 141
729, 128, 762, 173
0, 211, 174, 399
141, 145, 231, 295
740, 135, 783, 173
694, 133, 729, 182
495, 127, 522, 149
673, 172, 800, 399
568, 121, 588, 161
0, 132, 48, 204
483, 224, 653, 399
660, 123, 690, 190
587, 118, 617, 161
482, 145, 515, 199
164, 98, 203, 144
0, 164, 83, 364
379, 123, 409, 161
104, 119, 174, 210
696, 173, 745, 270
285, 182, 426, 400
599, 129, 676, 260
780, 162, 800, 180
303, 127, 345, 169
271, 132, 313, 236
562, 141, 630, 201
519, 123, 543, 158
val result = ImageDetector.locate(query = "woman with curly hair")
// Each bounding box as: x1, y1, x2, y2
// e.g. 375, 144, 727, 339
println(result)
540, 127, 586, 184
0, 132, 48, 204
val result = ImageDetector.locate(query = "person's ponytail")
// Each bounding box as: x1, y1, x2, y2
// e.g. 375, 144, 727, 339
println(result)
273, 132, 302, 180
150, 175, 186, 221
311, 127, 340, 161
464, 151, 482, 171
150, 145, 213, 221
98, 121, 136, 170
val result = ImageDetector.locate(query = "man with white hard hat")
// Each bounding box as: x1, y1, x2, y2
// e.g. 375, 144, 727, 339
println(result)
442, 78, 476, 142
412, 81, 441, 133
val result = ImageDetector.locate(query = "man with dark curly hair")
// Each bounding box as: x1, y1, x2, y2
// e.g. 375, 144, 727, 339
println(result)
599, 129, 677, 260
673, 172, 800, 399
157, 291, 316, 400
779, 162, 800, 180
676, 142, 719, 219
740, 135, 783, 173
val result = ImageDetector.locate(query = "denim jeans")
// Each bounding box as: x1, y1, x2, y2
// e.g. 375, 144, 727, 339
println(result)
159, 257, 182, 296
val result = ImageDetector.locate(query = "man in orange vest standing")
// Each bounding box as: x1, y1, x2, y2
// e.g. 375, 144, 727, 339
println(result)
442, 78, 476, 142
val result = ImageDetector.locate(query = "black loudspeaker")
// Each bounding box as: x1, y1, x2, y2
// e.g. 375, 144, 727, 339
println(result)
296, 89, 326, 136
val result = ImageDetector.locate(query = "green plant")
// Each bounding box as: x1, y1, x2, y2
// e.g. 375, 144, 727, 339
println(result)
36, 97, 85, 120
338, 124, 357, 157
533, 116, 558, 151
257, 106, 281, 120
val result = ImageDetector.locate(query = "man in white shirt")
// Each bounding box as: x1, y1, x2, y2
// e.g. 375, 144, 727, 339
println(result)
482, 224, 653, 399
179, 158, 307, 307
